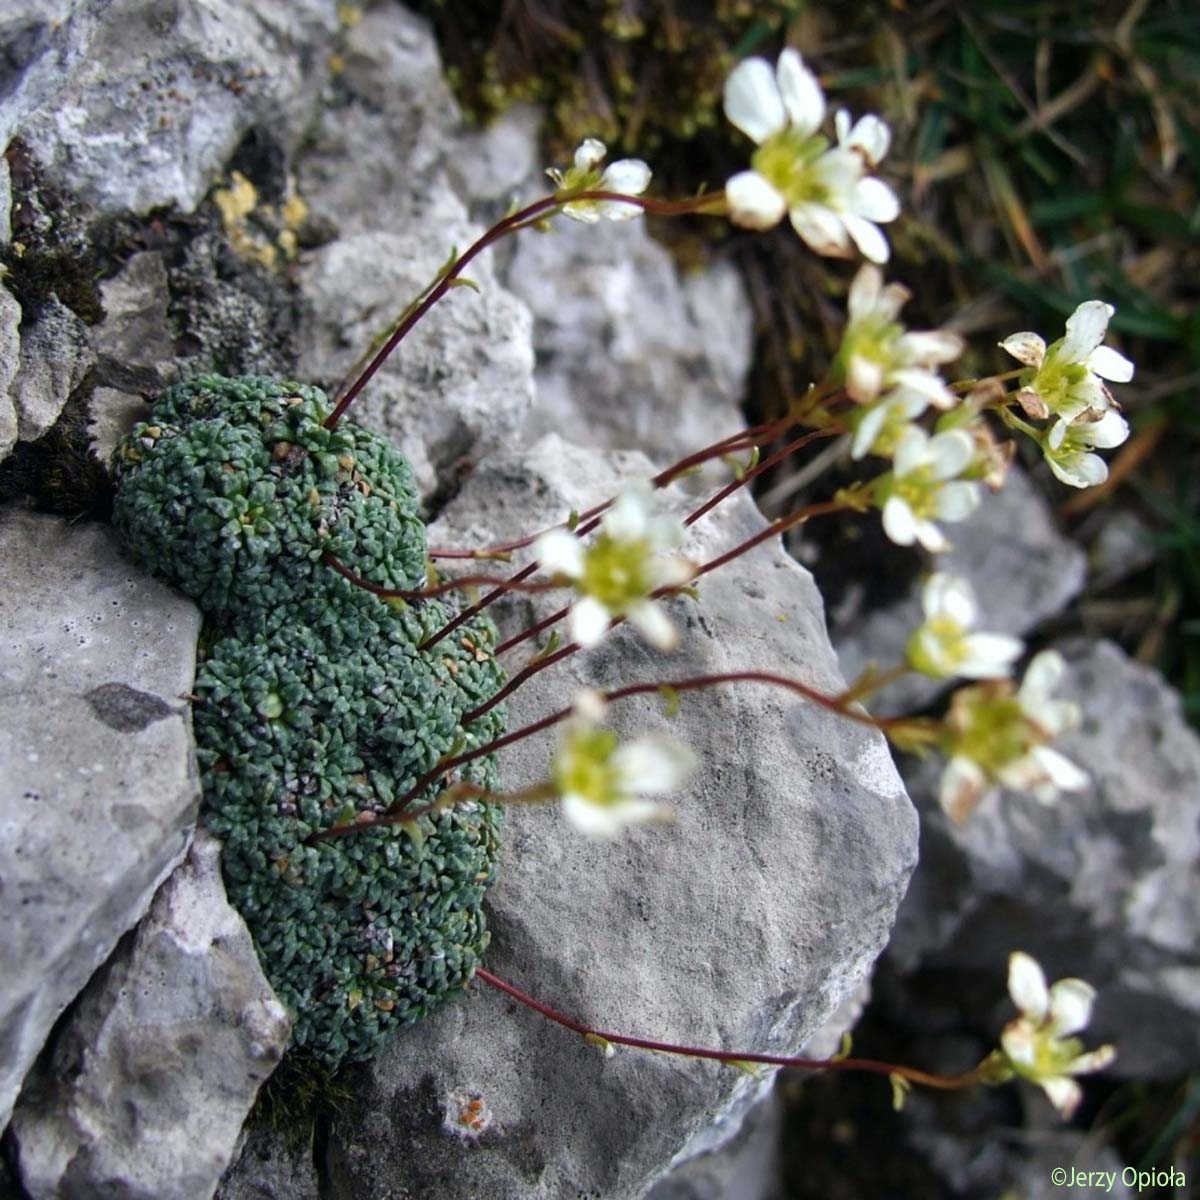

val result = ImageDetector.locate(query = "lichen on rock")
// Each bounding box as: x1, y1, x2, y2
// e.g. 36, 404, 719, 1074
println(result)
111, 373, 508, 1068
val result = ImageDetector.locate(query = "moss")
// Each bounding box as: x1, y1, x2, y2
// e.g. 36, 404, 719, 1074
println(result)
2, 139, 104, 326
0, 372, 113, 517
112, 375, 508, 1068
409, 1, 795, 169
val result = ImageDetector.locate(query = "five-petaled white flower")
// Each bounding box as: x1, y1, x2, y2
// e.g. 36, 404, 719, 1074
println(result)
722, 50, 900, 262
839, 265, 963, 405
877, 427, 981, 552
548, 138, 652, 223
938, 650, 1088, 822
1000, 301, 1134, 424
534, 482, 696, 651
1042, 409, 1130, 489
907, 573, 1023, 680
551, 690, 697, 837
999, 951, 1116, 1119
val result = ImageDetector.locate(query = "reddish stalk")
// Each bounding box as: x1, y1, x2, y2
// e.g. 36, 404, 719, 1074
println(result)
456, 496, 849, 726
308, 670, 913, 844
424, 414, 791, 561
324, 189, 725, 430
323, 551, 561, 601
493, 605, 571, 657
683, 427, 837, 529
474, 967, 986, 1092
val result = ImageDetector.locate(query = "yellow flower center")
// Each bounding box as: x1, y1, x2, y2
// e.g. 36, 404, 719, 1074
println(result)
751, 129, 831, 207
1029, 342, 1090, 413
892, 466, 941, 519
945, 688, 1030, 774
581, 533, 652, 611
554, 729, 620, 806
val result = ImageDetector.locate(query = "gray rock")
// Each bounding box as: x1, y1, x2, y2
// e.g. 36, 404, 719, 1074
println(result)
0, 510, 201, 1127
888, 639, 1200, 1078
307, 436, 916, 1200
645, 1087, 784, 1200
216, 1127, 320, 1200
901, 1090, 1134, 1200
11, 830, 292, 1200
292, 5, 536, 498
85, 250, 176, 463
296, 3, 462, 238
296, 197, 535, 499
0, 150, 10, 240
831, 465, 1088, 715
90, 250, 176, 391
450, 103, 545, 207
647, 982, 868, 1200
0, 283, 20, 460
504, 217, 753, 471
9, 295, 92, 442
0, 2, 106, 150
18, 0, 340, 217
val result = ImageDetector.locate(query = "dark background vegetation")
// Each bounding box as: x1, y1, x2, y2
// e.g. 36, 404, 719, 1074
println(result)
409, 0, 1199, 1192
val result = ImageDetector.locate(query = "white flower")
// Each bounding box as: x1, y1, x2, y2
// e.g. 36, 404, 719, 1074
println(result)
938, 650, 1088, 821
1000, 951, 1116, 1119
1042, 409, 1130, 489
877, 428, 981, 552
839, 265, 963, 405
551, 691, 697, 837
1000, 301, 1135, 424
906, 573, 1023, 680
534, 482, 696, 651
848, 386, 928, 460
722, 50, 900, 262
548, 138, 651, 223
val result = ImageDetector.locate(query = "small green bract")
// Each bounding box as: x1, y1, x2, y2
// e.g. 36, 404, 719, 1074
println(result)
112, 375, 507, 1068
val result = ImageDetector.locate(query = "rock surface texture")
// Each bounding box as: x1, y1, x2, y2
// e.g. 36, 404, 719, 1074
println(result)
10, 830, 292, 1200
0, 510, 201, 1129
889, 638, 1200, 1079
830, 465, 1088, 715
1, 2, 920, 1196
293, 4, 535, 498
309, 437, 917, 1200
503, 216, 753, 470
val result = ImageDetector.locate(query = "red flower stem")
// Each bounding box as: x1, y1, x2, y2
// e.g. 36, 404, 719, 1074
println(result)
324, 188, 726, 430
488, 430, 840, 658
683, 428, 837, 529
309, 668, 908, 845
457, 496, 848, 724
425, 415, 790, 561
323, 551, 561, 601
473, 967, 984, 1091
412, 423, 778, 653
493, 605, 572, 656
694, 498, 848, 582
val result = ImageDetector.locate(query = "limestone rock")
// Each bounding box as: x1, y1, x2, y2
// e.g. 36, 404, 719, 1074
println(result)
504, 217, 754, 471
0, 510, 201, 1127
9, 295, 93, 442
307, 436, 916, 1199
0, 2, 106, 150
296, 3, 462, 238
831, 466, 1087, 715
292, 6, 535, 499
296, 191, 534, 499
0, 283, 20, 461
90, 250, 176, 391
11, 830, 292, 1200
216, 1128, 320, 1200
18, 0, 340, 217
888, 639, 1200, 1078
